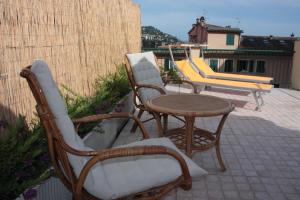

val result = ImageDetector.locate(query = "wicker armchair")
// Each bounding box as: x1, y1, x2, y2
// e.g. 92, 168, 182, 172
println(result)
125, 51, 198, 133
20, 60, 207, 200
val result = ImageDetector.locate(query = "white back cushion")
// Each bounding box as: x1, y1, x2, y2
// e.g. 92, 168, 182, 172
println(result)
31, 60, 99, 194
126, 52, 165, 102
31, 60, 83, 148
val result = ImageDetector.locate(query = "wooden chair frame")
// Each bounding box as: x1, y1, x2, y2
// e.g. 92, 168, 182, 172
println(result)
20, 66, 193, 200
124, 54, 198, 132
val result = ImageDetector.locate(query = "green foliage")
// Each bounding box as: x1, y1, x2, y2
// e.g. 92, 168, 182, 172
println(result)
0, 116, 50, 200
0, 64, 131, 199
95, 64, 131, 104
141, 26, 181, 48
160, 65, 182, 83
63, 64, 131, 136
166, 68, 181, 81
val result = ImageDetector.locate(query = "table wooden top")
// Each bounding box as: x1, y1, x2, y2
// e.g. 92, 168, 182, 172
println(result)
146, 94, 234, 117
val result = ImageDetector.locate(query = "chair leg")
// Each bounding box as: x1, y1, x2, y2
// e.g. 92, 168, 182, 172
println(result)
252, 91, 261, 111
197, 85, 205, 93
163, 114, 168, 132
131, 109, 144, 133
73, 194, 80, 200
253, 91, 265, 111
258, 92, 265, 106
153, 112, 164, 137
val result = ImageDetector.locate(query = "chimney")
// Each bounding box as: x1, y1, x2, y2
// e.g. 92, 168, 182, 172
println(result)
196, 18, 200, 24
200, 16, 205, 22
200, 16, 205, 27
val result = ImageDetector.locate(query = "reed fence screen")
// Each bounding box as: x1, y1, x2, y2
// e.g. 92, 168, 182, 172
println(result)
0, 0, 141, 124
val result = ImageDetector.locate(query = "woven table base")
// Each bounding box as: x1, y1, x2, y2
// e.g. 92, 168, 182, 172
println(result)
165, 127, 216, 153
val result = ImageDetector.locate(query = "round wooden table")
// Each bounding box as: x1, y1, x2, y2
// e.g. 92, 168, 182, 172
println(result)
146, 94, 234, 171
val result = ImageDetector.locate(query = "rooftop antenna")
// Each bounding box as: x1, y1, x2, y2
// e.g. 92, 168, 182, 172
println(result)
202, 9, 207, 17
202, 9, 209, 21
235, 17, 240, 28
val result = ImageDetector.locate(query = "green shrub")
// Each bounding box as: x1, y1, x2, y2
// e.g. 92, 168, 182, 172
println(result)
0, 116, 50, 199
160, 67, 182, 85
63, 64, 131, 136
0, 64, 131, 199
166, 68, 181, 81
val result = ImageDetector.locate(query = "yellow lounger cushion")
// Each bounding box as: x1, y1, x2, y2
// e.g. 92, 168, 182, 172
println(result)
192, 57, 215, 76
175, 60, 273, 92
192, 57, 273, 83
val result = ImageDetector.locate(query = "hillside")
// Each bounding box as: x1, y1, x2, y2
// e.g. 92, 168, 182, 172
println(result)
142, 26, 181, 48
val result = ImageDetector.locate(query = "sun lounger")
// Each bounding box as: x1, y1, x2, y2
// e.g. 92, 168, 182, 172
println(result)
175, 59, 273, 110
191, 57, 273, 84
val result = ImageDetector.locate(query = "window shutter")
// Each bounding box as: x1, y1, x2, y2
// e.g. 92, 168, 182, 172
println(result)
226, 34, 234, 45
256, 61, 266, 73
210, 59, 218, 71
164, 58, 170, 70
225, 60, 233, 72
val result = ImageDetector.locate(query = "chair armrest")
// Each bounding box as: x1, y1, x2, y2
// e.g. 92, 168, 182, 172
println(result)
74, 145, 192, 197
164, 79, 198, 94
136, 84, 166, 95
72, 112, 149, 139
131, 84, 166, 109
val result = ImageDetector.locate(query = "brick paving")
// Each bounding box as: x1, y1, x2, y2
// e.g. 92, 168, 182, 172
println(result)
131, 88, 300, 200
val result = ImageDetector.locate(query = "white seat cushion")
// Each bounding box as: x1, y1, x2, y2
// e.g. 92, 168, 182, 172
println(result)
127, 52, 165, 102
86, 138, 207, 199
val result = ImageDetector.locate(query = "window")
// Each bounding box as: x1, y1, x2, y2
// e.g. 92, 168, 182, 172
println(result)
263, 39, 270, 44
237, 60, 248, 72
249, 60, 255, 73
164, 58, 170, 70
209, 59, 218, 71
256, 61, 266, 73
224, 60, 233, 72
226, 34, 234, 45
280, 40, 286, 44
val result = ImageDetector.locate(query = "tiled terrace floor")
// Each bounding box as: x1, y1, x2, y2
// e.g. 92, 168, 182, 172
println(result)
31, 88, 300, 200
125, 88, 300, 200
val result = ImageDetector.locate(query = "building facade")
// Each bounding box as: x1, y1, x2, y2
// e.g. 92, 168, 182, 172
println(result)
188, 16, 242, 49
188, 17, 296, 87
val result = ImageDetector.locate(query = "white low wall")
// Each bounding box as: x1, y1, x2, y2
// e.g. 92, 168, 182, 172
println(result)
292, 40, 300, 90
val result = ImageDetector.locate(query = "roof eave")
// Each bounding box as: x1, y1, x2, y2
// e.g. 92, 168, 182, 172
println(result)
208, 30, 243, 34
203, 48, 294, 56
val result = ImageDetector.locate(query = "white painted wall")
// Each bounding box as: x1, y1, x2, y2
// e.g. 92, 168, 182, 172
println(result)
207, 33, 239, 49
292, 40, 300, 90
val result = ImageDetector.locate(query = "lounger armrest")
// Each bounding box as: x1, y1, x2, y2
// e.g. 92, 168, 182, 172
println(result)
74, 145, 192, 197
164, 79, 198, 94
136, 83, 166, 95
73, 112, 149, 139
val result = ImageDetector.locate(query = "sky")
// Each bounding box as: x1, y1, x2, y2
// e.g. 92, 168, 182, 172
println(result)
132, 0, 300, 41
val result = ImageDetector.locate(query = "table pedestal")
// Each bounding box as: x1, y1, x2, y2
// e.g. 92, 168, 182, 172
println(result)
154, 113, 229, 171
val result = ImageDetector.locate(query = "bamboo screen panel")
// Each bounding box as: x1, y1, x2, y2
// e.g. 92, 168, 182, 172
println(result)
0, 0, 141, 123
